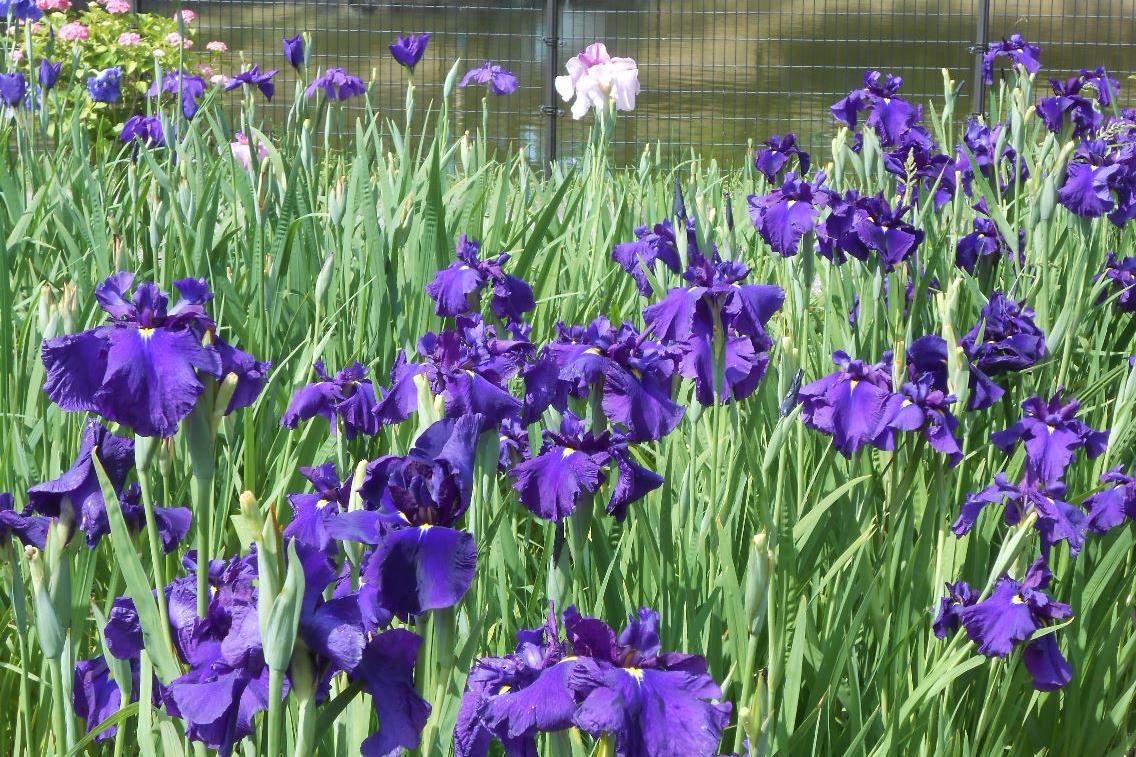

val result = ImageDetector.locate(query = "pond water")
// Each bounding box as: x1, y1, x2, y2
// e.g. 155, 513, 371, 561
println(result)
149, 0, 1136, 165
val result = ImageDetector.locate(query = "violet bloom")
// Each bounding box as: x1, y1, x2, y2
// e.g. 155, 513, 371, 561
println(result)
509, 412, 663, 522
0, 72, 27, 107
282, 35, 305, 69
121, 115, 165, 148
459, 61, 518, 96
747, 172, 832, 256
851, 193, 924, 271
82, 483, 191, 552
882, 140, 956, 210
529, 318, 685, 442
830, 70, 921, 146
798, 350, 895, 458
905, 334, 1005, 411
375, 315, 527, 428
42, 274, 266, 437
147, 71, 206, 119
351, 629, 432, 756
957, 558, 1073, 691
390, 33, 430, 71
982, 34, 1042, 85
39, 60, 62, 92
643, 250, 785, 405
284, 463, 357, 553
282, 361, 380, 440
356, 414, 482, 619
1096, 253, 1136, 311
954, 121, 1026, 196
0, 493, 47, 549
1037, 77, 1102, 138
1079, 67, 1121, 108
0, 0, 42, 21
960, 293, 1047, 376
305, 68, 366, 101
881, 373, 963, 467
932, 581, 976, 639
754, 133, 810, 184
954, 473, 1088, 559
27, 420, 134, 522
1084, 467, 1136, 534
956, 209, 1023, 274
611, 218, 685, 297
426, 235, 534, 320
87, 68, 122, 104
565, 606, 732, 756
223, 64, 278, 101
1058, 144, 1127, 220
73, 656, 142, 742
991, 392, 1108, 484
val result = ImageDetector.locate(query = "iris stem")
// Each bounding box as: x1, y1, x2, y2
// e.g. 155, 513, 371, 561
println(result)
6, 543, 31, 757
266, 667, 285, 756
191, 473, 212, 619
47, 657, 67, 757
136, 466, 175, 654
294, 693, 318, 756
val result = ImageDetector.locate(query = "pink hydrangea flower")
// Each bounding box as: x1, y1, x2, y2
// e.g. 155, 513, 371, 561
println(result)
164, 32, 191, 49
36, 0, 71, 13
176, 9, 196, 24
104, 0, 129, 14
554, 42, 640, 120
209, 73, 229, 87
206, 40, 227, 53
10, 48, 24, 62
230, 132, 268, 171
58, 22, 90, 43
117, 32, 142, 46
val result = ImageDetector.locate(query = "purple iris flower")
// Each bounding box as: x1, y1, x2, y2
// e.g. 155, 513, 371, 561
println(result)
223, 64, 278, 101
798, 351, 896, 457
282, 35, 305, 69
0, 0, 41, 20
1096, 253, 1136, 311
282, 361, 380, 439
643, 250, 784, 405
883, 141, 956, 210
509, 412, 663, 522
355, 415, 482, 620
1079, 66, 1120, 107
390, 33, 430, 71
27, 420, 134, 521
351, 629, 432, 756
1037, 77, 1102, 138
611, 219, 686, 297
39, 60, 62, 92
459, 61, 518, 95
305, 68, 367, 101
121, 115, 166, 149
954, 121, 1027, 196
1084, 467, 1136, 534
82, 483, 191, 552
375, 315, 528, 428
932, 581, 976, 639
73, 656, 144, 742
147, 71, 207, 119
991, 391, 1108, 485
1058, 148, 1127, 220
754, 133, 810, 183
283, 463, 364, 553
982, 34, 1042, 85
528, 318, 685, 442
959, 292, 1047, 376
0, 493, 47, 549
426, 235, 535, 320
830, 70, 921, 146
956, 558, 1073, 691
816, 191, 923, 269
954, 473, 1088, 558
747, 172, 832, 256
496, 416, 530, 471
42, 274, 266, 437
0, 72, 27, 107
906, 334, 1004, 411
87, 68, 122, 104
956, 205, 1024, 274
881, 373, 963, 467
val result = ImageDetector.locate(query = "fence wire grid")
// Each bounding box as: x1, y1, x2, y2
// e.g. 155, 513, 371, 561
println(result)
143, 0, 1136, 165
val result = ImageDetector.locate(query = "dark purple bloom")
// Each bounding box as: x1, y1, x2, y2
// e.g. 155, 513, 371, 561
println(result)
1084, 467, 1136, 534
960, 292, 1047, 376
215, 340, 272, 415
38, 60, 62, 92
1079, 67, 1121, 108
905, 334, 1004, 411
352, 629, 431, 756
426, 235, 534, 321
459, 61, 518, 95
73, 656, 138, 742
830, 71, 921, 146
0, 493, 47, 549
87, 68, 122, 104
982, 34, 1042, 85
81, 484, 191, 553
956, 207, 1023, 274
954, 474, 1088, 558
882, 373, 963, 466
991, 391, 1108, 484
0, 72, 27, 107
284, 463, 358, 553
305, 68, 366, 101
747, 172, 831, 256
1037, 77, 1102, 138
849, 193, 924, 271
932, 581, 976, 639
146, 71, 206, 119
357, 415, 483, 619
1059, 159, 1124, 218
41, 274, 237, 437
0, 0, 41, 20
27, 420, 134, 521
282, 35, 305, 69
755, 133, 810, 183
390, 33, 430, 71
508, 412, 663, 522
798, 351, 895, 457
611, 219, 685, 297
223, 65, 278, 102
954, 121, 1027, 196
121, 115, 165, 148
282, 361, 380, 440
883, 140, 956, 210
1096, 253, 1136, 311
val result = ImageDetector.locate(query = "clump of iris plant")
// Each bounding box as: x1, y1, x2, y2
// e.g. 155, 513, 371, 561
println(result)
455, 605, 730, 756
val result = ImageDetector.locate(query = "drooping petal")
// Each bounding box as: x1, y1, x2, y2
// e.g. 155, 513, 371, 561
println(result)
354, 629, 431, 756
363, 525, 477, 619
958, 578, 1039, 657
1022, 634, 1072, 692
509, 447, 604, 522
42, 330, 110, 413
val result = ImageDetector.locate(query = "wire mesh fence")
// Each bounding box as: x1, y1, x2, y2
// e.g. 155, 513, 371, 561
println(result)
145, 0, 1136, 165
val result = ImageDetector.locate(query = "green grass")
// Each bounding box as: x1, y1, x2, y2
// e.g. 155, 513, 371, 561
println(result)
0, 61, 1134, 757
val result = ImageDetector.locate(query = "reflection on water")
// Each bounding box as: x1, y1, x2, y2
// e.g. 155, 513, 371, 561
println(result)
151, 0, 1135, 165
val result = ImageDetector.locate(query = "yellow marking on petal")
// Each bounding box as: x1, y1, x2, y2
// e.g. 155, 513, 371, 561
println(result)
1011, 595, 1025, 605
584, 348, 602, 355
420, 524, 433, 532
399, 512, 411, 523
850, 379, 860, 391
139, 328, 155, 340
316, 498, 331, 510
625, 668, 644, 682
497, 685, 512, 695
562, 447, 577, 458
787, 200, 796, 209
561, 655, 578, 662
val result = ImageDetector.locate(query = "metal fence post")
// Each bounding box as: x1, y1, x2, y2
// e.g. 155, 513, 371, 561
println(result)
541, 0, 560, 176
970, 0, 991, 118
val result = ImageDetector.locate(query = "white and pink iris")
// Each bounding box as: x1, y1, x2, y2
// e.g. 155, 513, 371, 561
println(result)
554, 42, 640, 120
